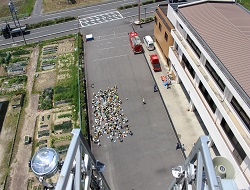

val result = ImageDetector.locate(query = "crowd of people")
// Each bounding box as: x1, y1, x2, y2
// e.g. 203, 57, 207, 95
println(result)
91, 86, 133, 147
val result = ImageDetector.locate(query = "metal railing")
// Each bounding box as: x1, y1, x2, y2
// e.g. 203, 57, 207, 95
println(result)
55, 129, 111, 190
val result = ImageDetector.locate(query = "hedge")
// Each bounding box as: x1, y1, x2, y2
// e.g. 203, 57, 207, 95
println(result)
117, 0, 166, 10
26, 16, 76, 30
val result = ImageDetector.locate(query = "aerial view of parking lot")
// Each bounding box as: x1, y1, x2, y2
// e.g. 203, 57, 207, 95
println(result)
0, 0, 249, 189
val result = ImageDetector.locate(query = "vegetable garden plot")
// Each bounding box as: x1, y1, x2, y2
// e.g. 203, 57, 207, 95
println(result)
42, 45, 58, 55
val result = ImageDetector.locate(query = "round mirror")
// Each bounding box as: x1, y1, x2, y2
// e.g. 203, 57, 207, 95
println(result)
31, 147, 59, 178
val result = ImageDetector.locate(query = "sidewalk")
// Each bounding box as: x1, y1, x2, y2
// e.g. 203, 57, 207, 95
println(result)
143, 42, 215, 158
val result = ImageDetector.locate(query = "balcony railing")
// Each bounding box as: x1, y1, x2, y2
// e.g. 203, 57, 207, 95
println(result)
55, 129, 111, 190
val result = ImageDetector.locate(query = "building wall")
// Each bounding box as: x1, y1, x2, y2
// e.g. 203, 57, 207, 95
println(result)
169, 29, 249, 188
154, 6, 174, 59
154, 3, 250, 188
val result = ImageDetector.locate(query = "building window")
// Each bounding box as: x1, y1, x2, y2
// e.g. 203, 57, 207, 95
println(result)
234, 143, 246, 164
159, 22, 162, 31
199, 82, 217, 113
231, 97, 250, 130
154, 16, 158, 25
164, 32, 168, 42
221, 118, 246, 165
205, 61, 225, 91
186, 34, 201, 58
182, 55, 195, 78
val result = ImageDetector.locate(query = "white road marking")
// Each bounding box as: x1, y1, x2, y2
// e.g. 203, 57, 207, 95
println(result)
99, 47, 115, 51
94, 54, 128, 62
93, 35, 128, 42
79, 11, 123, 28
30, 30, 47, 35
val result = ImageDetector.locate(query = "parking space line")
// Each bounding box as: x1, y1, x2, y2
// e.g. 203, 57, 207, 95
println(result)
93, 54, 128, 62
93, 35, 128, 42
98, 47, 115, 51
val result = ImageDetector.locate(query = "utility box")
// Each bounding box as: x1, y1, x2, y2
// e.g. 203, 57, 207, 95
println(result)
24, 135, 31, 145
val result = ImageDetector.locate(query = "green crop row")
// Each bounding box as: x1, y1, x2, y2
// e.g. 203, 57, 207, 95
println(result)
54, 121, 72, 131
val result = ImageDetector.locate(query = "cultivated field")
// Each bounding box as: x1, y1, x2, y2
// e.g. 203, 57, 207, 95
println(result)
43, 0, 108, 13
0, 0, 108, 18
0, 36, 81, 190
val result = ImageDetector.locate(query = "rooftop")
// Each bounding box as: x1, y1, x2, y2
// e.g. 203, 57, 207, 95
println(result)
178, 1, 250, 103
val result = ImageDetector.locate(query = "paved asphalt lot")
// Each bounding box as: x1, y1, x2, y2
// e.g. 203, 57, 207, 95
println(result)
85, 19, 184, 190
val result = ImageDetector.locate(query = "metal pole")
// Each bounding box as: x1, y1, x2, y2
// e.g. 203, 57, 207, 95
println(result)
8, 1, 17, 27
77, 33, 82, 130
138, 0, 140, 24
77, 16, 80, 34
13, 8, 27, 45
144, 7, 147, 21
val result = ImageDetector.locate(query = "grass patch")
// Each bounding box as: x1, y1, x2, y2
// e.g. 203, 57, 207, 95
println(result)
0, 0, 36, 18
239, 0, 250, 10
43, 0, 109, 13
51, 135, 72, 143
58, 113, 72, 118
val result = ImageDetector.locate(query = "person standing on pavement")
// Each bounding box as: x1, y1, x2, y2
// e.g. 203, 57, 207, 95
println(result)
154, 84, 158, 92
176, 142, 182, 150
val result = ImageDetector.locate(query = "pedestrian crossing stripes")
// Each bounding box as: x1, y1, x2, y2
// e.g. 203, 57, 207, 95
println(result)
79, 11, 123, 28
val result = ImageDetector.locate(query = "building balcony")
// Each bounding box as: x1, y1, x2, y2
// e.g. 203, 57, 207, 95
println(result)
169, 29, 250, 186
171, 29, 250, 148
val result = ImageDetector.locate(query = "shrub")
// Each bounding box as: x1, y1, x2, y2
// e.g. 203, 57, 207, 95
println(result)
0, 57, 5, 64
142, 0, 154, 5
38, 88, 53, 110
117, 6, 124, 10
146, 17, 154, 22
124, 4, 133, 8
6, 52, 11, 64
0, 52, 7, 57
11, 49, 31, 56
132, 3, 139, 7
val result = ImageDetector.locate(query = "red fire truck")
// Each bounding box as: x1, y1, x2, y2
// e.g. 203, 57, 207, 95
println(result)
129, 32, 143, 54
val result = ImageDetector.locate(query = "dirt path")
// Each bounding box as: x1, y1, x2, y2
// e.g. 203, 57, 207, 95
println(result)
31, 0, 43, 17
9, 47, 40, 190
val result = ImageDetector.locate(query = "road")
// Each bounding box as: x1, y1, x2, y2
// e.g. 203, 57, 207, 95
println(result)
0, 1, 158, 49
1, 0, 152, 25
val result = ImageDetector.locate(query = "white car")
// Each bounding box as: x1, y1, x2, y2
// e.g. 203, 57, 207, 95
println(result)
143, 35, 155, 51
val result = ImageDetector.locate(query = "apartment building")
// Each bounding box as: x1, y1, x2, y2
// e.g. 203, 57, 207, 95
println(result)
154, 1, 250, 188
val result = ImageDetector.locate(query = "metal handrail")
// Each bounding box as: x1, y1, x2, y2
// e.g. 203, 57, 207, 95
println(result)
55, 129, 111, 190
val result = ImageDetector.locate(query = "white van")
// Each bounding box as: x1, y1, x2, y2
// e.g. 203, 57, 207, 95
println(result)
143, 35, 155, 51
